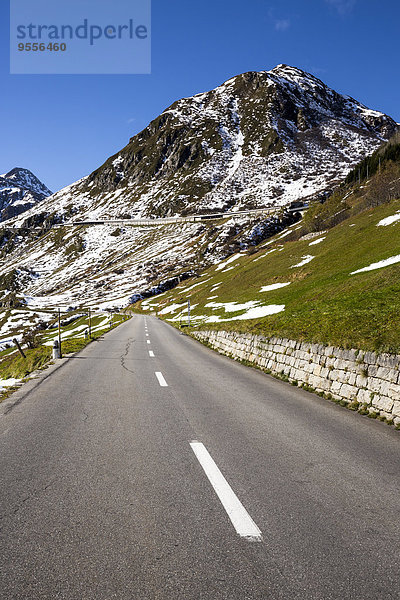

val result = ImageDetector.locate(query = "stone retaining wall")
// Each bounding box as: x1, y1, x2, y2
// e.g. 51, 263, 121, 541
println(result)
191, 330, 400, 424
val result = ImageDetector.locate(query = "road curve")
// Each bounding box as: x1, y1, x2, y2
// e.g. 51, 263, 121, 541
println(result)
0, 315, 399, 599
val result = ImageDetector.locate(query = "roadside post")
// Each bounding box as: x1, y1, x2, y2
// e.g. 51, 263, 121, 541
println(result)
58, 308, 62, 358
52, 339, 61, 359
88, 308, 92, 338
12, 338, 26, 359
188, 299, 191, 327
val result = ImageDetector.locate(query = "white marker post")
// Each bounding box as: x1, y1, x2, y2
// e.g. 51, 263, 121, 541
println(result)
188, 299, 191, 327
87, 307, 92, 338
58, 308, 62, 358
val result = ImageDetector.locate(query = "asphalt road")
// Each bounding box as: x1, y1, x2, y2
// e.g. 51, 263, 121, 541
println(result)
0, 315, 399, 600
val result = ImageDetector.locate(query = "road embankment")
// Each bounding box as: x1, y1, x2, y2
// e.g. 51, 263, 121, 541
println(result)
191, 329, 400, 427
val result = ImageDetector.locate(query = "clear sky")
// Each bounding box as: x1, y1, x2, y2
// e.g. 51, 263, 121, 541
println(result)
1, 0, 399, 193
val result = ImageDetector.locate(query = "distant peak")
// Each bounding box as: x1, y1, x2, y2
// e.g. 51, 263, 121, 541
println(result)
5, 167, 37, 178
271, 63, 293, 72
269, 64, 322, 82
1, 167, 52, 196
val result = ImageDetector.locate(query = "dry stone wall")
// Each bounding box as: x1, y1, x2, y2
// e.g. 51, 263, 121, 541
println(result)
191, 330, 400, 424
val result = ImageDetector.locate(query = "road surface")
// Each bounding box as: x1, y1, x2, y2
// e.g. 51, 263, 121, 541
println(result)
0, 315, 399, 599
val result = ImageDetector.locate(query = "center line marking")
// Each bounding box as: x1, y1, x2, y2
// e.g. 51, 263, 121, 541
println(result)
149, 350, 155, 357
155, 372, 168, 387
190, 441, 262, 542
147, 340, 151, 344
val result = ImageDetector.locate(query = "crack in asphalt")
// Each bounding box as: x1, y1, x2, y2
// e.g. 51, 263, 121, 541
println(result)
120, 338, 136, 374
0, 479, 57, 530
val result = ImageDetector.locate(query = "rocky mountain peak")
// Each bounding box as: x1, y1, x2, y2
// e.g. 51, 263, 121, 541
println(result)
0, 168, 52, 222
8, 65, 399, 226
72, 64, 396, 219
3, 167, 52, 197
1, 65, 399, 314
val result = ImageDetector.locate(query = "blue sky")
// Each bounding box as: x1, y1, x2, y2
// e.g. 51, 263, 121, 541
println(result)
1, 0, 399, 192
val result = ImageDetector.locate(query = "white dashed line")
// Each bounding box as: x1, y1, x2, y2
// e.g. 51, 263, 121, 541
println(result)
147, 340, 151, 344
155, 372, 168, 387
149, 351, 155, 357
190, 441, 262, 542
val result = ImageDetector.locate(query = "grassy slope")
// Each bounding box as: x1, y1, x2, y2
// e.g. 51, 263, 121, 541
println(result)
137, 198, 400, 353
0, 314, 128, 382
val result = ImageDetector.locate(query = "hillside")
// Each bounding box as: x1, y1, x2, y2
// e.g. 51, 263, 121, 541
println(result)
7, 65, 397, 227
0, 167, 52, 221
0, 66, 398, 353
0, 65, 397, 320
137, 149, 400, 354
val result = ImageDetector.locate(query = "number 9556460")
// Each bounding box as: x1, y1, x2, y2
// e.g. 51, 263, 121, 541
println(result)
18, 43, 67, 51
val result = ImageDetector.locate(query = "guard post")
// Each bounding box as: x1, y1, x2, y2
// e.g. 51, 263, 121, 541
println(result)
52, 339, 61, 359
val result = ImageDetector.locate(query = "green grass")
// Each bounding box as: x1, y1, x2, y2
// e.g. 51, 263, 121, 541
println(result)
0, 346, 52, 380
0, 315, 130, 400
42, 313, 127, 340
136, 198, 400, 353
0, 346, 17, 359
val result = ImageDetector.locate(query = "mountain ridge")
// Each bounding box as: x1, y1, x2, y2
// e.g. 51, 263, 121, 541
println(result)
0, 65, 398, 318
8, 64, 397, 228
0, 167, 52, 222
82, 63, 396, 217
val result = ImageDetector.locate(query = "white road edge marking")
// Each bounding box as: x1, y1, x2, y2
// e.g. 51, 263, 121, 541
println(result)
147, 340, 151, 344
190, 441, 262, 542
155, 372, 168, 387
149, 351, 155, 357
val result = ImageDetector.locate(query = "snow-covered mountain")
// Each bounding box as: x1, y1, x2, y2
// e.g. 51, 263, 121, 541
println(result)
1, 65, 398, 315
0, 168, 52, 221
9, 64, 396, 225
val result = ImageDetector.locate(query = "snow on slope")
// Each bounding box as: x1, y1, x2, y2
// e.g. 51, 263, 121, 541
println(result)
7, 64, 397, 228
0, 167, 52, 221
0, 65, 398, 318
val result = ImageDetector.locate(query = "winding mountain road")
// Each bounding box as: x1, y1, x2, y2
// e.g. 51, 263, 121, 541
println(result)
0, 316, 399, 599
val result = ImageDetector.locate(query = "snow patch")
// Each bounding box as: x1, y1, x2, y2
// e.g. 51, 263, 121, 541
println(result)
205, 300, 258, 312
0, 377, 22, 391
253, 248, 278, 262
290, 255, 314, 268
158, 302, 187, 315
184, 278, 212, 292
215, 253, 242, 271
376, 212, 400, 227
350, 254, 400, 275
259, 282, 291, 292
206, 304, 284, 322
309, 237, 326, 246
